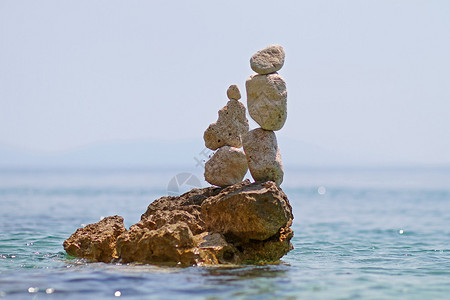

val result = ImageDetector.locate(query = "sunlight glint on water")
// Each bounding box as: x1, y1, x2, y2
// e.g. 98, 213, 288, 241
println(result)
0, 168, 449, 299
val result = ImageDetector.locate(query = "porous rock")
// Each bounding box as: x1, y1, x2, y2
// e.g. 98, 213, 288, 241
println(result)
250, 44, 285, 75
204, 146, 248, 187
63, 180, 293, 265
116, 222, 197, 265
239, 226, 294, 263
204, 99, 249, 150
201, 181, 292, 242
246, 73, 287, 131
140, 185, 223, 231
242, 128, 284, 186
227, 84, 241, 100
63, 215, 126, 263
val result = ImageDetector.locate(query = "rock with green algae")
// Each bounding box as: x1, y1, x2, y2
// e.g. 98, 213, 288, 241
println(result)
63, 180, 293, 266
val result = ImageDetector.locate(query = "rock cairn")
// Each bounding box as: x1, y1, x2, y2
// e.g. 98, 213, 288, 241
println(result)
63, 45, 294, 266
203, 85, 249, 187
203, 45, 286, 187
244, 44, 286, 185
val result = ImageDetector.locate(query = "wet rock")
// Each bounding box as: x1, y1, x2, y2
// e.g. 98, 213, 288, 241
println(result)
140, 185, 222, 232
116, 222, 197, 266
194, 232, 241, 265
250, 44, 285, 75
201, 181, 292, 242
246, 73, 287, 131
243, 128, 284, 185
239, 226, 294, 263
64, 180, 293, 266
135, 209, 204, 235
63, 215, 126, 263
204, 99, 249, 150
226, 84, 241, 100
204, 146, 248, 187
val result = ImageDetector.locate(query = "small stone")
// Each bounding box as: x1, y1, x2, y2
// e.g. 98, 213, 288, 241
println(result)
226, 85, 241, 100
242, 128, 284, 186
204, 146, 248, 187
204, 100, 249, 150
246, 73, 287, 131
250, 45, 285, 75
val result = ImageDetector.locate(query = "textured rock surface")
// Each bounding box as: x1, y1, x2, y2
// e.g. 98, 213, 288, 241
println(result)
226, 84, 241, 100
63, 215, 126, 263
204, 146, 248, 187
63, 180, 293, 265
204, 99, 249, 150
202, 181, 292, 241
116, 222, 197, 265
250, 45, 285, 75
246, 73, 287, 131
242, 128, 284, 186
239, 226, 294, 263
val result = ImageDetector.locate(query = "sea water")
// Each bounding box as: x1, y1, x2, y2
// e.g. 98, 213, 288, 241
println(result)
0, 167, 449, 299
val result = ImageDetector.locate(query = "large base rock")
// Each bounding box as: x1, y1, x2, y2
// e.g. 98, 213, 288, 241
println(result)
201, 181, 292, 241
63, 180, 293, 266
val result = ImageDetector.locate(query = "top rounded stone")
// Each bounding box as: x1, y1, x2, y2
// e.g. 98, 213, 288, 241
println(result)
250, 45, 285, 75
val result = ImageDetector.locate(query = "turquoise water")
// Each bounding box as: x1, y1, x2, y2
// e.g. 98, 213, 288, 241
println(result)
1, 168, 450, 299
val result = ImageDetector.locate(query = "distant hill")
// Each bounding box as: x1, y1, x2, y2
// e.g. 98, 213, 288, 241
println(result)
0, 140, 201, 169
0, 138, 402, 169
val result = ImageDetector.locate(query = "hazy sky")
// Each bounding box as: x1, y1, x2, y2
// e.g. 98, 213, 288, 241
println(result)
1, 0, 449, 165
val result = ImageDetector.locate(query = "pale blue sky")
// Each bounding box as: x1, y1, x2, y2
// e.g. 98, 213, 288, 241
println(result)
1, 0, 449, 165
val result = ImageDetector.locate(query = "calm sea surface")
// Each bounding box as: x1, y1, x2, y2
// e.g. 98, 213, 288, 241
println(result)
0, 167, 449, 299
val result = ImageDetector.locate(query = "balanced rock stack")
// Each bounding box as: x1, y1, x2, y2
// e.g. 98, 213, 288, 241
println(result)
204, 45, 286, 187
63, 45, 294, 266
203, 85, 249, 187
244, 45, 286, 186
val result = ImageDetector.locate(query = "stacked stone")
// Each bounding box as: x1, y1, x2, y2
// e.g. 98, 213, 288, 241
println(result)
243, 45, 287, 186
203, 85, 249, 187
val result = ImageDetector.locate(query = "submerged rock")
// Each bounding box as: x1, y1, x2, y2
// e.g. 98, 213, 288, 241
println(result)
63, 180, 293, 266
